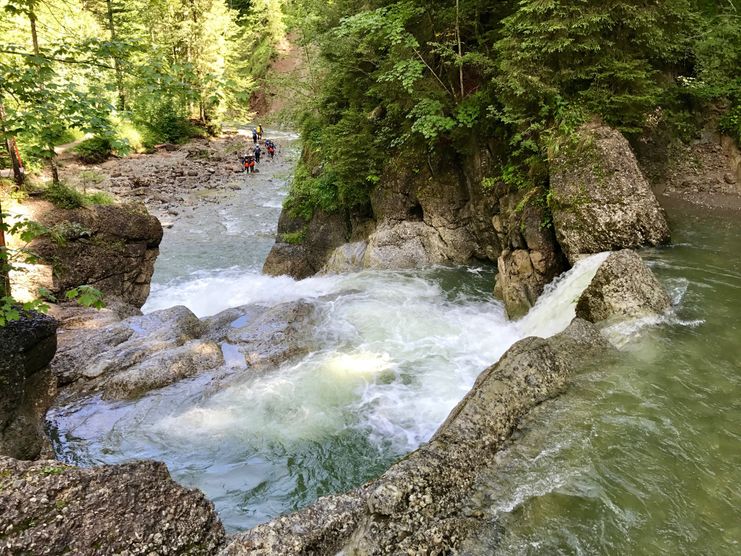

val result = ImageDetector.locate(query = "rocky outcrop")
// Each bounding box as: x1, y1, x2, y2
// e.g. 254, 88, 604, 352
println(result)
265, 156, 484, 277
223, 319, 615, 555
51, 300, 318, 403
266, 148, 567, 319
0, 456, 225, 554
15, 200, 162, 308
550, 122, 671, 263
0, 312, 57, 460
576, 249, 671, 322
51, 305, 206, 391
493, 190, 567, 319
635, 124, 741, 212
263, 209, 350, 279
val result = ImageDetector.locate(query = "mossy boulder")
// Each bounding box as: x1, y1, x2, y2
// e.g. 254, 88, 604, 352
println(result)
0, 456, 225, 554
550, 122, 670, 264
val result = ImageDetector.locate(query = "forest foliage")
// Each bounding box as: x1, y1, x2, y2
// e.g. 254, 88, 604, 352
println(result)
284, 0, 741, 219
0, 0, 287, 323
0, 0, 287, 182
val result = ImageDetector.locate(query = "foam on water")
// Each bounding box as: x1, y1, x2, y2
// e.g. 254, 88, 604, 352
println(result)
143, 268, 343, 316
50, 123, 664, 533
52, 254, 618, 531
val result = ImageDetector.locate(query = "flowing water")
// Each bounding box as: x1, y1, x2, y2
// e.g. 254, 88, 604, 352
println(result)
463, 204, 741, 554
48, 130, 740, 550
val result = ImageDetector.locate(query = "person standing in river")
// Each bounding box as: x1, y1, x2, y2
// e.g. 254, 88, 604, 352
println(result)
256, 124, 264, 140
252, 128, 258, 144
254, 143, 262, 164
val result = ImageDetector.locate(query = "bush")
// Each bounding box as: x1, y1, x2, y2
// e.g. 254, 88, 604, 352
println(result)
43, 183, 85, 209
42, 183, 114, 209
116, 120, 145, 153
135, 101, 203, 148
74, 136, 114, 164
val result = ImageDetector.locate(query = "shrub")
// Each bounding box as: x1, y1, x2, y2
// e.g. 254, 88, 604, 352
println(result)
74, 136, 114, 164
42, 183, 115, 209
134, 101, 204, 148
43, 183, 85, 209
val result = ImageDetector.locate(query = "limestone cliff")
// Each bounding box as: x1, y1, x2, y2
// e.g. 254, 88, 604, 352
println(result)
264, 122, 669, 319
263, 143, 567, 319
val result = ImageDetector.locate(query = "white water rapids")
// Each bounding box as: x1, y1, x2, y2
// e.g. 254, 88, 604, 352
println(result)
49, 130, 614, 532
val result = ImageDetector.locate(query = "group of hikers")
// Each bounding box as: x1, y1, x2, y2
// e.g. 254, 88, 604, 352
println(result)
240, 124, 277, 174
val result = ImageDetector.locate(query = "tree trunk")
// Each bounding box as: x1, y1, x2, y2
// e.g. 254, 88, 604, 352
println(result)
29, 8, 40, 55
456, 0, 464, 99
49, 150, 60, 184
105, 0, 126, 111
0, 201, 11, 299
0, 102, 24, 187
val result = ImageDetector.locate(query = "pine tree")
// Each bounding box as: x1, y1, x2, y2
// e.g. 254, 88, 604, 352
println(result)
496, 0, 695, 134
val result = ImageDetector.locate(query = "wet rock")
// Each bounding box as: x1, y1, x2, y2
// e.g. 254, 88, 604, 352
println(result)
200, 304, 269, 342
550, 122, 670, 263
493, 194, 567, 319
322, 241, 368, 273
226, 300, 317, 368
224, 319, 615, 555
102, 340, 224, 400
576, 249, 671, 322
0, 456, 225, 554
52, 306, 207, 399
262, 242, 315, 278
0, 312, 57, 460
263, 210, 349, 279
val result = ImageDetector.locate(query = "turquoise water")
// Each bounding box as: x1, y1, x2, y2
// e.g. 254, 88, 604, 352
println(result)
464, 204, 741, 554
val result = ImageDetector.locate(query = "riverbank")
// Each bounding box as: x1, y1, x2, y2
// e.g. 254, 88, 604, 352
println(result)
55, 129, 299, 230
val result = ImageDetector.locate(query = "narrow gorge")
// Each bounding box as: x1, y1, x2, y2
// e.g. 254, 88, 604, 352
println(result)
1, 0, 739, 554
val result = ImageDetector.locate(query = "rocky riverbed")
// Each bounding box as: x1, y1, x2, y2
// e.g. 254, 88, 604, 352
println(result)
58, 130, 297, 229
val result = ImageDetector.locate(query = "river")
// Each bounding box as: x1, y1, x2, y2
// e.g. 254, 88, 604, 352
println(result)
48, 131, 740, 551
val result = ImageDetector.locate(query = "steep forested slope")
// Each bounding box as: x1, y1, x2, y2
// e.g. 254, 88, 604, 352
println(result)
283, 0, 740, 219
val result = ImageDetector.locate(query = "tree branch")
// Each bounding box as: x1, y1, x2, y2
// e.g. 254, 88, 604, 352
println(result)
0, 48, 116, 70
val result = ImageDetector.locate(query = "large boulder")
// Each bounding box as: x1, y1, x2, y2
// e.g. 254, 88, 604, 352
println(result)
225, 300, 318, 368
576, 249, 671, 322
0, 312, 57, 460
223, 319, 615, 555
550, 122, 670, 264
51, 305, 219, 402
51, 300, 319, 404
18, 200, 162, 308
263, 209, 349, 279
52, 305, 202, 382
0, 456, 225, 554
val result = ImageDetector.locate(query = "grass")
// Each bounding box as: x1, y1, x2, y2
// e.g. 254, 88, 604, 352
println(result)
280, 230, 306, 244
42, 182, 114, 209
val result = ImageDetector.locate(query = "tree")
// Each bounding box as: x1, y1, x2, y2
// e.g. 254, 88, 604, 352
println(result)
495, 0, 695, 135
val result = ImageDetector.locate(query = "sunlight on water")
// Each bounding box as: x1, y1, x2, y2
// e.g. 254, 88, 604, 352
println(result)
50, 254, 608, 531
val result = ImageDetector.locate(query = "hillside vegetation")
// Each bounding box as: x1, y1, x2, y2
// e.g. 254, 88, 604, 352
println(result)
0, 0, 287, 181
284, 0, 740, 218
